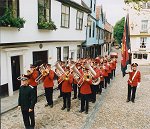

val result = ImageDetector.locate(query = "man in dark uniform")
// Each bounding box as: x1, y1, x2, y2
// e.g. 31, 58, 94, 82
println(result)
18, 75, 36, 129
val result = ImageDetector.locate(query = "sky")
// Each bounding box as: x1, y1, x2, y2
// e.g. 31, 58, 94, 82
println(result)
97, 0, 126, 26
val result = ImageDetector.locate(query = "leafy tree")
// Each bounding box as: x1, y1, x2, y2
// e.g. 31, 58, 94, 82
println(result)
113, 17, 125, 46
125, 0, 149, 4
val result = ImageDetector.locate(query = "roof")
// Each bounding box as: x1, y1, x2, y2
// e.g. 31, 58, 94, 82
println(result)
56, 0, 91, 13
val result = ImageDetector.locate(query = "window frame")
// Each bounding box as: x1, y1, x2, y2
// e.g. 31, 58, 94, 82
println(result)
38, 0, 51, 23
0, 0, 19, 18
76, 10, 84, 30
61, 4, 70, 28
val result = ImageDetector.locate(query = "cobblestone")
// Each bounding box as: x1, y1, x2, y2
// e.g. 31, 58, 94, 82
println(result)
1, 49, 150, 129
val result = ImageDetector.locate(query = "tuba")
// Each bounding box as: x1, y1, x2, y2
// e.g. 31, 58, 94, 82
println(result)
85, 63, 100, 85
70, 64, 81, 82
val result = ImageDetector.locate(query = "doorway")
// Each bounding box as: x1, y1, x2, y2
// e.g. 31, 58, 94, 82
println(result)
33, 51, 48, 66
11, 56, 21, 91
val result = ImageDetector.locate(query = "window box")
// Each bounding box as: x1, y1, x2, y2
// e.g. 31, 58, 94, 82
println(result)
0, 8, 25, 30
37, 20, 57, 30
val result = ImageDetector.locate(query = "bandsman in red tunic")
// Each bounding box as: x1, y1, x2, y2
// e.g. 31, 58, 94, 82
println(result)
78, 68, 92, 114
42, 64, 55, 107
126, 63, 141, 103
59, 66, 73, 111
27, 65, 38, 103
103, 60, 109, 89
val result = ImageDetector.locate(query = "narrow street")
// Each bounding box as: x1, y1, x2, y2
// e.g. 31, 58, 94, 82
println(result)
1, 48, 150, 129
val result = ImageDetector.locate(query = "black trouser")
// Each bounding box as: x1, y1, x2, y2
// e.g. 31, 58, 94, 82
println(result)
110, 71, 113, 80
108, 73, 111, 84
73, 84, 77, 98
45, 87, 53, 105
113, 69, 116, 77
21, 109, 35, 129
99, 81, 104, 94
127, 84, 137, 101
80, 94, 90, 112
62, 92, 71, 109
58, 83, 63, 97
104, 76, 108, 88
78, 87, 81, 99
33, 86, 37, 103
90, 85, 97, 102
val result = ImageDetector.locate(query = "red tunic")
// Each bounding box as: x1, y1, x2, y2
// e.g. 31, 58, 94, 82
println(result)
29, 70, 38, 87
99, 69, 104, 81
43, 70, 54, 88
79, 76, 92, 94
128, 71, 141, 87
103, 65, 109, 77
61, 74, 73, 93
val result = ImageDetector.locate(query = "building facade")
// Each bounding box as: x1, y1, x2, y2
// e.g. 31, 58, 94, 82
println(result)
0, 0, 91, 96
128, 2, 150, 65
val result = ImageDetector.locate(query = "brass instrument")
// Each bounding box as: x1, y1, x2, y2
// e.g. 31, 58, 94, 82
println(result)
85, 63, 100, 85
70, 64, 81, 82
35, 64, 49, 82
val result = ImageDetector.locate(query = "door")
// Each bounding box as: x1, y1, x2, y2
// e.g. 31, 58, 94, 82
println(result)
33, 51, 48, 66
11, 56, 21, 91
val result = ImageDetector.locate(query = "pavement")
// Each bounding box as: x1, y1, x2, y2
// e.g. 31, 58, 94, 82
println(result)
1, 81, 58, 114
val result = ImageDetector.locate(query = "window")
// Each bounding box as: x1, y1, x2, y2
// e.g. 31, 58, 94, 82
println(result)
61, 4, 70, 28
89, 24, 92, 38
142, 2, 150, 9
133, 53, 147, 59
57, 47, 61, 61
38, 0, 50, 22
0, 0, 19, 17
94, 0, 96, 12
63, 46, 69, 61
77, 45, 81, 58
140, 37, 147, 48
141, 20, 148, 32
90, 0, 92, 8
147, 2, 150, 9
93, 22, 95, 37
76, 11, 83, 30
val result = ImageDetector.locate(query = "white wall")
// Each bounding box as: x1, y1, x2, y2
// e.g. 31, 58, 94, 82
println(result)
0, 0, 88, 43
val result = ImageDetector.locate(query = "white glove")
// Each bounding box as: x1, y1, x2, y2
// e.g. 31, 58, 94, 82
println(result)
137, 83, 140, 88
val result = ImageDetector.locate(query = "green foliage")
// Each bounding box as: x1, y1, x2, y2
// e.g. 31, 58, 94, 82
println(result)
125, 0, 149, 4
113, 17, 125, 45
37, 21, 57, 30
0, 8, 25, 29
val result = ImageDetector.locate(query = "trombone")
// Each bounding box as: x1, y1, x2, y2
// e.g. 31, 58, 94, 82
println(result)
35, 64, 49, 82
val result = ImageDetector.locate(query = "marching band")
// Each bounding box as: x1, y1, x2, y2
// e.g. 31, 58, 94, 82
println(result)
18, 55, 117, 128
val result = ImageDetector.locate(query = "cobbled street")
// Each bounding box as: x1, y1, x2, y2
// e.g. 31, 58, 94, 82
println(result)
1, 49, 150, 129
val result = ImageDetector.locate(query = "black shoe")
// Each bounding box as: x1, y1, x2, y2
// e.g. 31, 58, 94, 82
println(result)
61, 107, 66, 110
67, 108, 70, 112
131, 100, 135, 103
79, 110, 84, 113
92, 100, 96, 103
85, 111, 88, 114
50, 104, 53, 108
126, 99, 130, 102
72, 97, 77, 100
45, 104, 49, 107
58, 95, 62, 98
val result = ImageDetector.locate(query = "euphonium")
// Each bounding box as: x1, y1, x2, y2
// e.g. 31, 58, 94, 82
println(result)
85, 63, 100, 85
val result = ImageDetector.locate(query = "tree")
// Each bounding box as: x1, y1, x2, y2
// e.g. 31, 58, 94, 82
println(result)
113, 17, 125, 46
125, 0, 149, 4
